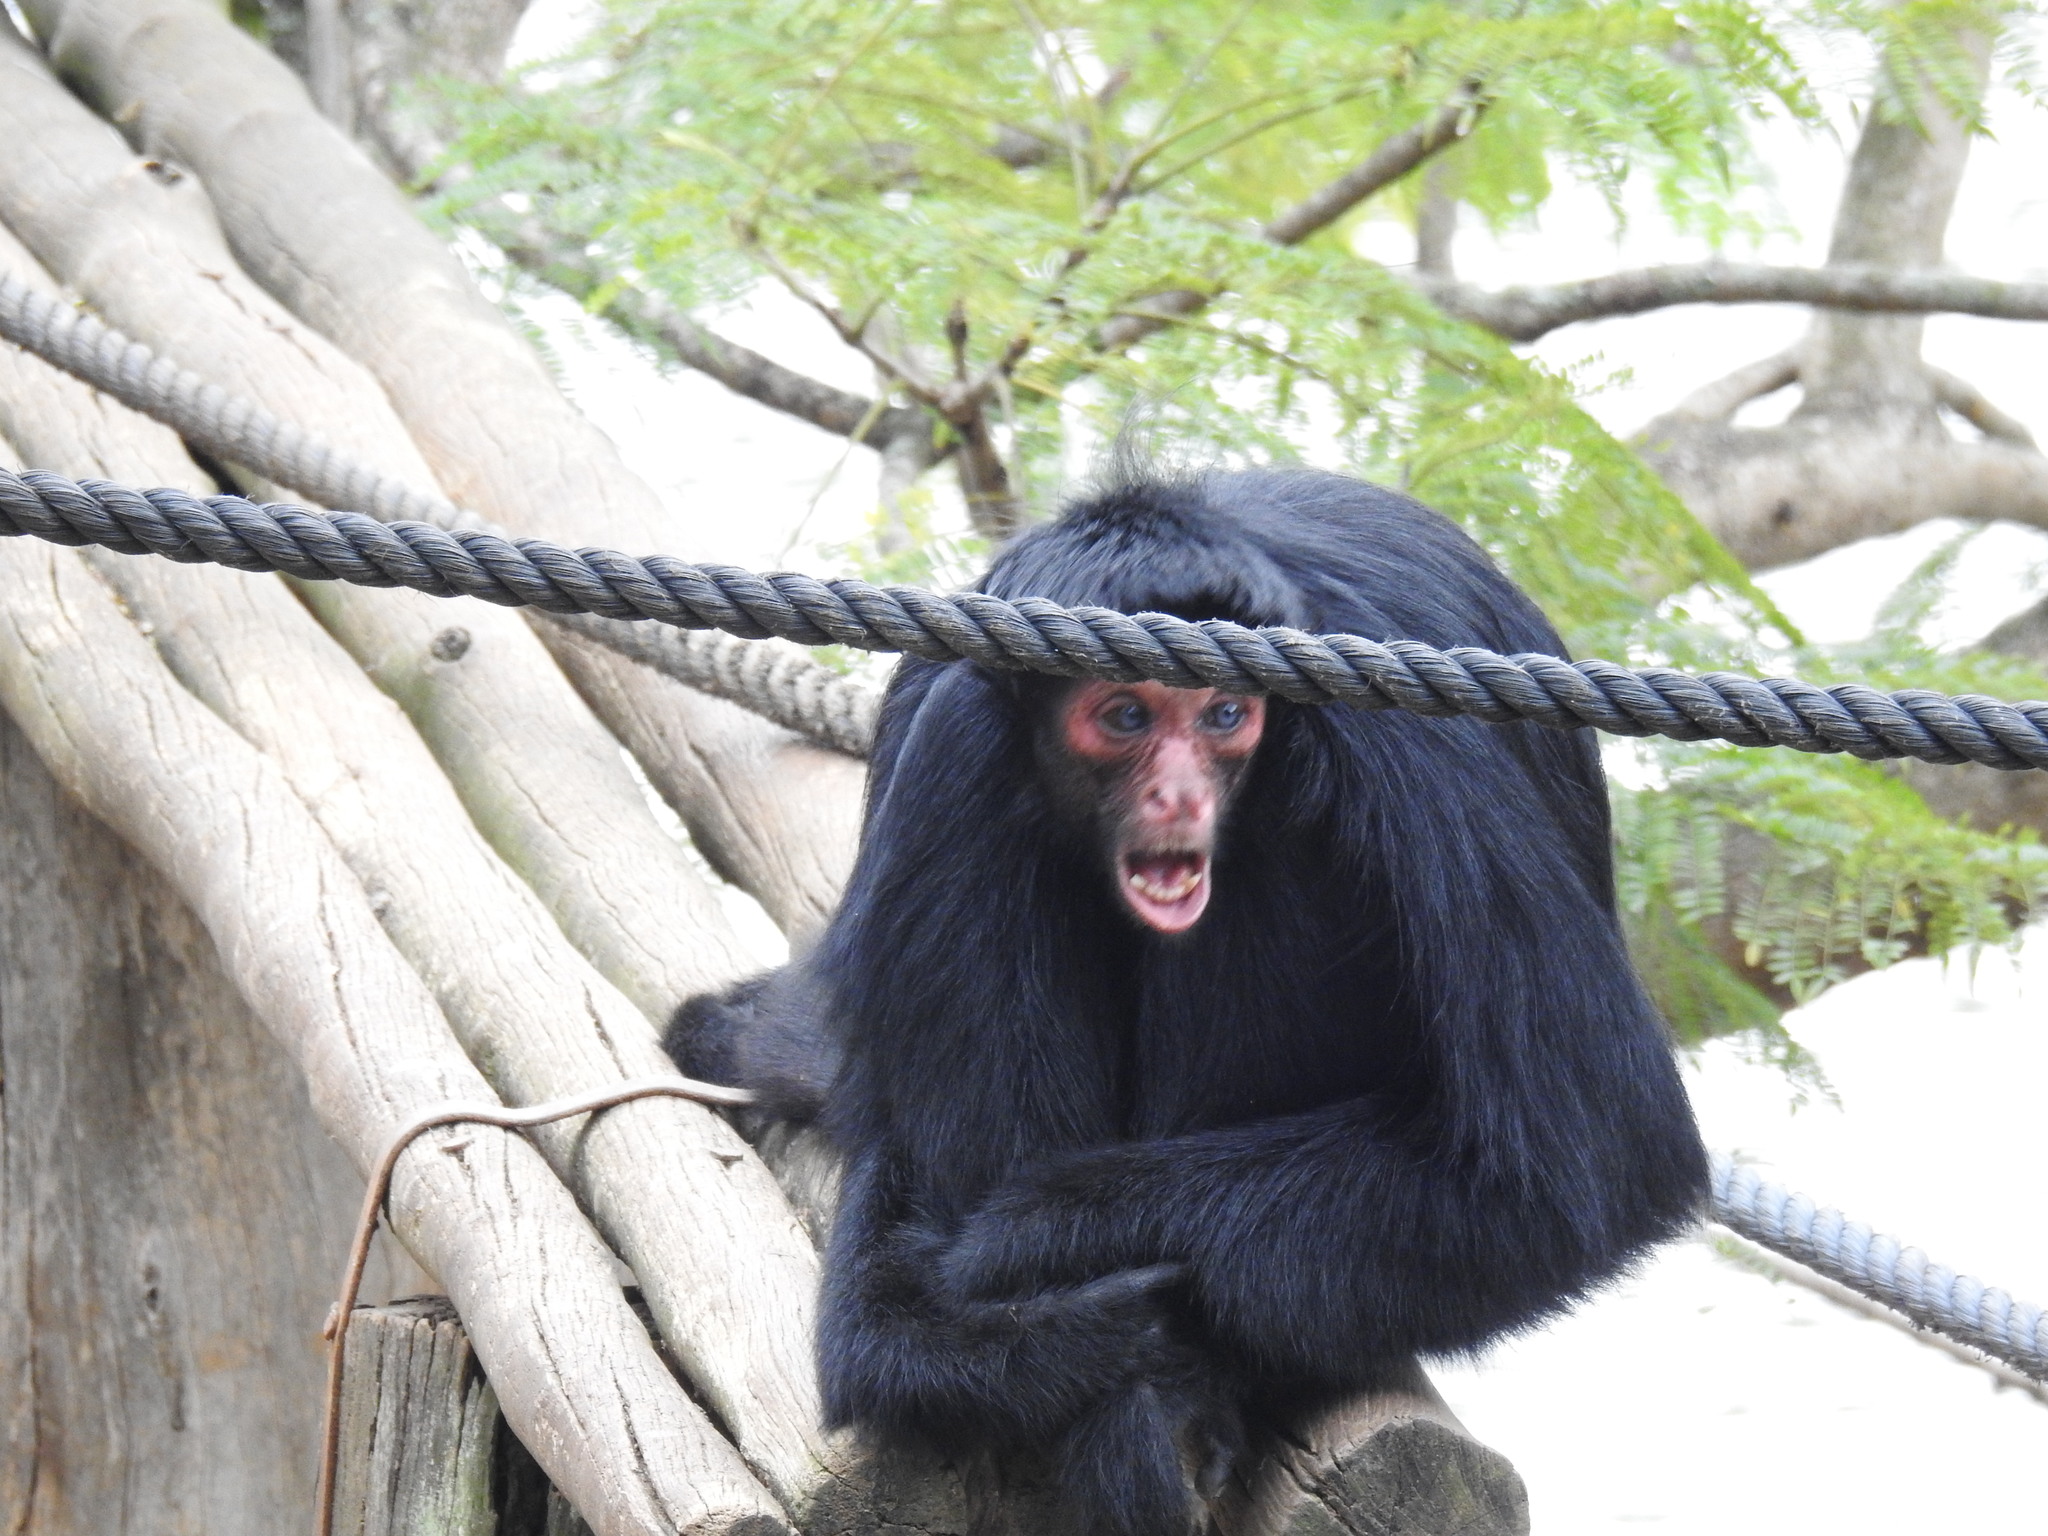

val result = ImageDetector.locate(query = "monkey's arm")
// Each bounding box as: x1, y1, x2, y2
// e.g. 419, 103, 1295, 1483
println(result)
663, 964, 841, 1121
817, 1147, 1194, 1439
938, 1091, 1703, 1382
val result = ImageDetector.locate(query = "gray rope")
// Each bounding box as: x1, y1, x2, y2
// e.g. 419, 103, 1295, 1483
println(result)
1711, 1153, 2048, 1380
3, 465, 2047, 770
546, 610, 879, 757
5, 271, 2046, 769
0, 270, 874, 753
0, 271, 464, 528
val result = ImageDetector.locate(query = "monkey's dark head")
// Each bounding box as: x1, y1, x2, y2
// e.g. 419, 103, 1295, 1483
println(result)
979, 477, 1305, 935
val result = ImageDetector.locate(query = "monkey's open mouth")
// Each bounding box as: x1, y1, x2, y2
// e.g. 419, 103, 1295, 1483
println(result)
1120, 851, 1211, 934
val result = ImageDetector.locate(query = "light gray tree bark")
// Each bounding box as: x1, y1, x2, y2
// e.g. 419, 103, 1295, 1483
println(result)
1632, 41, 2046, 572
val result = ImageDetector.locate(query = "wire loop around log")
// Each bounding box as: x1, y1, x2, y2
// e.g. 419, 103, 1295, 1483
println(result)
314, 1076, 756, 1536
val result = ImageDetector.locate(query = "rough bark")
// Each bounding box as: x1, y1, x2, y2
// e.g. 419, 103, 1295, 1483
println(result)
21, 0, 864, 937
0, 697, 416, 1536
0, 17, 767, 1018
1218, 1365, 1528, 1536
1633, 39, 2037, 573
0, 230, 832, 1510
332, 1296, 543, 1536
0, 526, 782, 1536
235, 0, 531, 179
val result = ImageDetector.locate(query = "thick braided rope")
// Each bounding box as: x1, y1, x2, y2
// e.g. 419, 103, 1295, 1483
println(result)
0, 270, 463, 528
3, 465, 2046, 770
546, 610, 879, 757
7, 272, 2046, 767
1712, 1154, 2048, 1380
0, 271, 882, 751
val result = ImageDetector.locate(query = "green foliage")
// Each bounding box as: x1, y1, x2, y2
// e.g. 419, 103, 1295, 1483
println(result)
440, 0, 2044, 1052
1617, 549, 2048, 1031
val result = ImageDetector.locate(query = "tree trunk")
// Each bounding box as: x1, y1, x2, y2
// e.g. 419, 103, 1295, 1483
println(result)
0, 705, 425, 1535
1634, 37, 2048, 572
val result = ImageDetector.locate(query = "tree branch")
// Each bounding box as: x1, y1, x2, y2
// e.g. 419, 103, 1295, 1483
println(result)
1930, 364, 2038, 447
481, 205, 933, 450
1425, 262, 2048, 342
1260, 82, 1485, 247
1656, 349, 1802, 424
0, 535, 779, 1536
1095, 87, 1484, 353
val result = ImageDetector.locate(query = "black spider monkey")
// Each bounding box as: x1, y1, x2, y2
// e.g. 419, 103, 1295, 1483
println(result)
669, 467, 1707, 1536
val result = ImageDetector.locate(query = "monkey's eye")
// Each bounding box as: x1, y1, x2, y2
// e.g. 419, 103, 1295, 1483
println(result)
1202, 700, 1248, 732
1097, 698, 1152, 736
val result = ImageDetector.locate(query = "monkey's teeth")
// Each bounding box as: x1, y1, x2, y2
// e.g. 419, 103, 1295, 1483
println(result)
1127, 862, 1204, 901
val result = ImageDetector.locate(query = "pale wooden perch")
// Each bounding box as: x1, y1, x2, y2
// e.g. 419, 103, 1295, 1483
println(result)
0, 528, 781, 1536
0, 205, 838, 1513
23, 0, 866, 942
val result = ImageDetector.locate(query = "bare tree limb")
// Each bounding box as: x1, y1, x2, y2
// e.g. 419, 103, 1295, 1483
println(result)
0, 15, 765, 1018
1096, 87, 1485, 353
1629, 35, 2042, 580
1636, 419, 2048, 569
0, 532, 784, 1536
1930, 364, 2038, 447
1425, 261, 2048, 342
1656, 348, 1802, 424
480, 204, 934, 450
0, 185, 838, 1520
1261, 82, 1486, 247
26, 0, 866, 939
1414, 159, 1458, 279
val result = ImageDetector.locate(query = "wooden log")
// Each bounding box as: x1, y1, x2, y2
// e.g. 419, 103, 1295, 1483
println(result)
22, 0, 866, 940
0, 520, 784, 1536
0, 697, 429, 1534
0, 227, 831, 1514
0, 17, 767, 1019
338, 1296, 1528, 1536
1220, 1364, 1528, 1536
332, 1296, 535, 1536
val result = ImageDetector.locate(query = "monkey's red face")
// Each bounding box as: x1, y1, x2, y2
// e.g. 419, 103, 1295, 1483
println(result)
1057, 679, 1266, 934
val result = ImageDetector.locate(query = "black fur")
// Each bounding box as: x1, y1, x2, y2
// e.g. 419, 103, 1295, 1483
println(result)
667, 468, 1707, 1536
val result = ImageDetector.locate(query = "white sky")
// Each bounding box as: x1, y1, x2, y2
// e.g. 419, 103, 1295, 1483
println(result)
512, 7, 2048, 1530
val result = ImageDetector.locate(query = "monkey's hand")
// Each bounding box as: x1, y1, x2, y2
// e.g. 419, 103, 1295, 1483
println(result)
822, 1195, 1189, 1446
944, 1246, 1243, 1536
937, 1262, 1193, 1419
937, 1153, 1156, 1308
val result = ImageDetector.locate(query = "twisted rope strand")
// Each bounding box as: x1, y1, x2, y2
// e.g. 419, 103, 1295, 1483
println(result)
1711, 1155, 2048, 1380
0, 272, 884, 750
4, 465, 2046, 770
6, 272, 2046, 767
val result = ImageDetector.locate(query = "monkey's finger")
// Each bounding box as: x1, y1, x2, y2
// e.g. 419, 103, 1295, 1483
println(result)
1069, 1263, 1189, 1304
987, 1262, 1189, 1325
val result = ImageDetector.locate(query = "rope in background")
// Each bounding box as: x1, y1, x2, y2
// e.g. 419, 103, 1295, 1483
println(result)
3, 465, 2047, 770
4, 273, 2044, 1389
0, 271, 878, 754
5, 270, 2048, 769
1711, 1155, 2048, 1382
